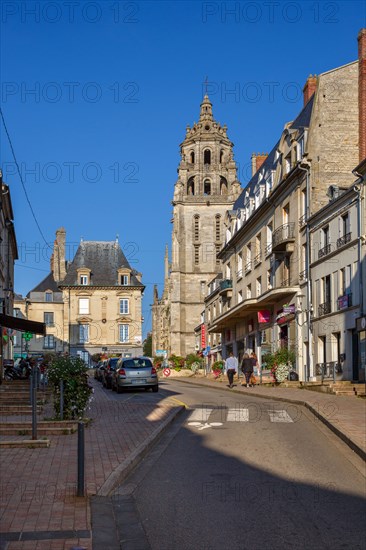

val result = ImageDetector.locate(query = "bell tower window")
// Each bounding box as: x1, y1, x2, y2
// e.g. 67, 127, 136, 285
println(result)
220, 150, 224, 163
187, 177, 195, 195
204, 150, 211, 165
204, 179, 211, 195
220, 177, 228, 195
193, 215, 200, 241
190, 151, 195, 164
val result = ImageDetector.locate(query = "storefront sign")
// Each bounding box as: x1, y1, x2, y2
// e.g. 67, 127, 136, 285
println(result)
276, 307, 295, 325
258, 310, 271, 323
201, 324, 206, 349
356, 316, 366, 332
283, 304, 296, 315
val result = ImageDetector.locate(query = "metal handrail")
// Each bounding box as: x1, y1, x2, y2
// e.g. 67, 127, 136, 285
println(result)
336, 232, 352, 248
318, 243, 332, 259
272, 223, 295, 247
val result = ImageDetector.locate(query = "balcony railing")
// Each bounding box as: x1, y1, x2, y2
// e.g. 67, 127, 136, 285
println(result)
318, 243, 332, 259
272, 223, 295, 250
236, 269, 243, 280
318, 302, 331, 316
299, 213, 307, 228
299, 269, 307, 283
219, 279, 233, 291
337, 293, 352, 310
336, 232, 352, 249
244, 261, 252, 275
281, 277, 291, 287
253, 252, 262, 267
265, 243, 272, 257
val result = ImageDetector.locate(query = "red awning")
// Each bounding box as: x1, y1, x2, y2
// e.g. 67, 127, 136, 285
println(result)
0, 314, 46, 335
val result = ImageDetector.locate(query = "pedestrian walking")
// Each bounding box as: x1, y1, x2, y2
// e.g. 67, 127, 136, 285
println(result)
224, 352, 238, 388
250, 352, 259, 385
241, 353, 254, 387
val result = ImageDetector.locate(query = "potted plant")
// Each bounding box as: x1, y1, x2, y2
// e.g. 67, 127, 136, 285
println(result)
262, 347, 296, 384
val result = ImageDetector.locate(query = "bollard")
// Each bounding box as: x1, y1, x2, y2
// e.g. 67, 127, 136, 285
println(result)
32, 368, 37, 440
77, 422, 85, 497
60, 380, 64, 420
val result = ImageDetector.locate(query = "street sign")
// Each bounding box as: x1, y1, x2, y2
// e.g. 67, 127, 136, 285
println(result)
163, 368, 171, 377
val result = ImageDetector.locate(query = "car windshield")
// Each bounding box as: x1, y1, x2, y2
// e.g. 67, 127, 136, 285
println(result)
123, 358, 153, 369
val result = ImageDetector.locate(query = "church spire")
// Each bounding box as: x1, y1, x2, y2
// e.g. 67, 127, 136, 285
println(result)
199, 94, 213, 122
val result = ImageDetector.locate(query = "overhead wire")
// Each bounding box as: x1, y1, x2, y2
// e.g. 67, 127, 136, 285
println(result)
0, 107, 52, 249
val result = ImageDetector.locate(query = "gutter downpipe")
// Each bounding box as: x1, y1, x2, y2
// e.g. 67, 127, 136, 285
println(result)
298, 161, 313, 382
352, 170, 364, 317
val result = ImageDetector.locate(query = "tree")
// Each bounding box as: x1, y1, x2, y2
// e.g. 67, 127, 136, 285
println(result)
143, 333, 152, 357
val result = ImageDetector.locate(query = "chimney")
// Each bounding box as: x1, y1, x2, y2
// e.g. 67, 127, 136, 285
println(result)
52, 227, 66, 282
358, 28, 366, 161
251, 153, 268, 176
303, 75, 317, 106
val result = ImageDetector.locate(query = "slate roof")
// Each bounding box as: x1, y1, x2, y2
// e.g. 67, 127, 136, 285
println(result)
28, 272, 61, 295
60, 241, 144, 288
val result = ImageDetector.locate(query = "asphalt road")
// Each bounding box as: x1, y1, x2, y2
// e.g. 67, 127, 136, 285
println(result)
110, 379, 366, 550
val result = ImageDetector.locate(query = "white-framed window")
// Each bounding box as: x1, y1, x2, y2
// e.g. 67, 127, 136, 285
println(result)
120, 274, 129, 285
44, 335, 55, 349
247, 284, 252, 299
44, 312, 54, 326
79, 324, 89, 343
45, 292, 53, 302
119, 298, 129, 314
80, 275, 88, 285
256, 277, 262, 297
119, 324, 129, 343
79, 298, 89, 315
238, 290, 243, 303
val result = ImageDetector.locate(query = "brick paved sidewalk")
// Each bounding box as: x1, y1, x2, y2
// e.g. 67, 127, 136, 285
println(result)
177, 376, 366, 460
0, 378, 183, 550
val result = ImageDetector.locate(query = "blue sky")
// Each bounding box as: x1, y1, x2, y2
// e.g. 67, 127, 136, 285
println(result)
1, 0, 365, 337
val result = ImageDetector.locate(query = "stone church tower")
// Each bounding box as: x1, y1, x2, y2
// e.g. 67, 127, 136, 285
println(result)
154, 95, 241, 357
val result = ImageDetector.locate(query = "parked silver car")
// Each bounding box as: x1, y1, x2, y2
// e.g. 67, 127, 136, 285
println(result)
112, 356, 158, 393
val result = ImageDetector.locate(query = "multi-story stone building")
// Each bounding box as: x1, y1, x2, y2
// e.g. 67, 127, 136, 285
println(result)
152, 95, 241, 357
204, 29, 365, 381
20, 228, 145, 364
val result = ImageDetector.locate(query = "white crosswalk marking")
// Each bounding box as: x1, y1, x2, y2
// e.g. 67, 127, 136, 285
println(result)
189, 408, 213, 422
268, 410, 293, 423
227, 408, 249, 422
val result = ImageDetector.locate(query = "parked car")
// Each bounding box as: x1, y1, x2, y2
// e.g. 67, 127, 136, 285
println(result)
102, 358, 120, 389
94, 361, 106, 381
112, 356, 158, 393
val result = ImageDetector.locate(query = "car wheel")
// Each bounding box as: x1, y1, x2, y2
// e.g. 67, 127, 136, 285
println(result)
152, 385, 159, 393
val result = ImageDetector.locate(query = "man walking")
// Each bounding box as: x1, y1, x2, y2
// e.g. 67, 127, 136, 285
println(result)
225, 351, 238, 388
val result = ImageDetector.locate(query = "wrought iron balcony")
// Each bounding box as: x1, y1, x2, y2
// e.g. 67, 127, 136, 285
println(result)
318, 243, 332, 259
299, 213, 307, 228
299, 269, 307, 283
281, 277, 291, 287
318, 302, 331, 316
337, 293, 352, 310
236, 269, 243, 280
253, 252, 262, 267
272, 223, 295, 252
265, 243, 272, 257
336, 232, 352, 249
244, 261, 252, 275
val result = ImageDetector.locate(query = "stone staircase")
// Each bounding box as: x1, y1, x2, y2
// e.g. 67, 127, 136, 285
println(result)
0, 380, 77, 447
303, 381, 366, 398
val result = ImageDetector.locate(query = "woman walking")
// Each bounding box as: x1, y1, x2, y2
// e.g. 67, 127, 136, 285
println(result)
241, 353, 253, 387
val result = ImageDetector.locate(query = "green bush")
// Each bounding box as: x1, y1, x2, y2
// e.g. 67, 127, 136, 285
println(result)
168, 354, 185, 369
185, 354, 204, 370
47, 355, 93, 420
212, 360, 224, 372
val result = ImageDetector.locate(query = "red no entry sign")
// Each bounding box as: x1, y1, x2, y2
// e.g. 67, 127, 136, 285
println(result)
163, 368, 171, 377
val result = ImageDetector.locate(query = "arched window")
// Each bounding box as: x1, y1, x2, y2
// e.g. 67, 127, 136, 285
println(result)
220, 177, 228, 195
187, 177, 195, 195
204, 179, 211, 195
193, 215, 200, 241
190, 151, 195, 164
220, 150, 224, 163
204, 149, 211, 165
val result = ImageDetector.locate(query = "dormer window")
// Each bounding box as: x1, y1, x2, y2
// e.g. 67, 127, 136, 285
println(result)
77, 268, 91, 286
120, 274, 129, 285
45, 291, 53, 302
80, 275, 88, 285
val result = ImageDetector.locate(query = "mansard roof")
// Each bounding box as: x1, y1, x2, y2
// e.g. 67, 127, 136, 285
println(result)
61, 241, 144, 287
28, 271, 60, 295
233, 95, 314, 210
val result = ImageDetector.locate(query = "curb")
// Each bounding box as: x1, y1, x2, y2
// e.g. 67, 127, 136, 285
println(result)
97, 405, 185, 496
176, 378, 366, 462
